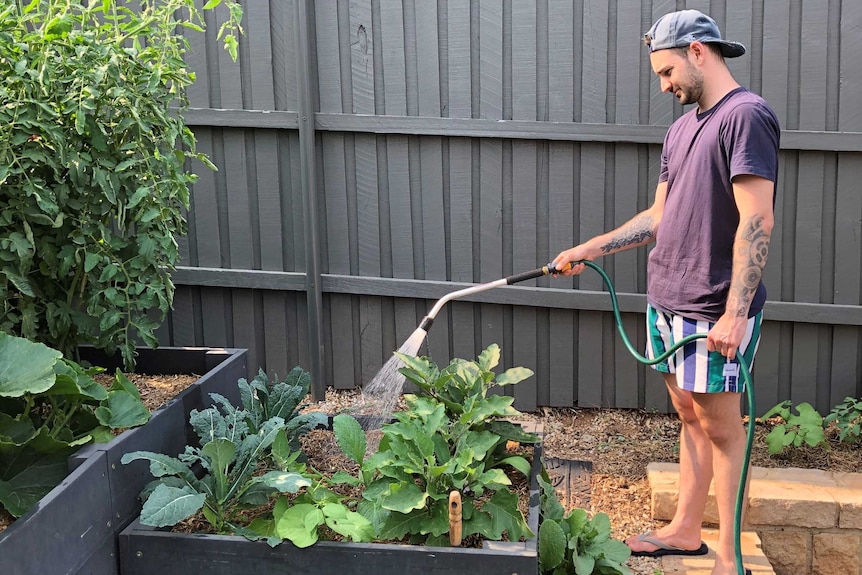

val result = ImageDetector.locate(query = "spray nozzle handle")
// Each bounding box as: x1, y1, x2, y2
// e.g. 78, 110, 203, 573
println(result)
546, 261, 581, 275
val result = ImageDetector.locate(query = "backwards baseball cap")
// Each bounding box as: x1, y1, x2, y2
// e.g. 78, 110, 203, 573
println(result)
644, 9, 746, 58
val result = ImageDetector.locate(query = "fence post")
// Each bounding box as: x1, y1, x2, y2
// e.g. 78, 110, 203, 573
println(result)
294, 0, 326, 401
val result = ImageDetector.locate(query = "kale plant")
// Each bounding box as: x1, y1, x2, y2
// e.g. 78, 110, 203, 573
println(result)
239, 367, 326, 452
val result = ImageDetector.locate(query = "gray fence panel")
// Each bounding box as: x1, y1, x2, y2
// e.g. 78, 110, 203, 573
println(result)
161, 0, 862, 415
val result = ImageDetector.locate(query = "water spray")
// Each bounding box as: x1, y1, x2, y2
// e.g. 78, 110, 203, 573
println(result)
360, 264, 561, 427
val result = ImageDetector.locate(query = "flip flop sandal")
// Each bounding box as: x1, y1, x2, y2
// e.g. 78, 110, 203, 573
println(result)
629, 531, 709, 557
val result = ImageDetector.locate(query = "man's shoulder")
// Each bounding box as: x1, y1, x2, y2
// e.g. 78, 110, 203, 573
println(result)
724, 90, 779, 123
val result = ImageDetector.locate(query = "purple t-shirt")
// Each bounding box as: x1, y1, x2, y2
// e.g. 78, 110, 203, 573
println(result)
647, 88, 780, 322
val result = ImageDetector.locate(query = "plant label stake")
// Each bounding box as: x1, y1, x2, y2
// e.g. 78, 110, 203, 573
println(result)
448, 490, 462, 546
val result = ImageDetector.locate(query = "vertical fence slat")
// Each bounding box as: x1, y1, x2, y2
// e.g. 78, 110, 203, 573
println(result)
548, 143, 577, 407
799, 1, 829, 131
315, 2, 343, 113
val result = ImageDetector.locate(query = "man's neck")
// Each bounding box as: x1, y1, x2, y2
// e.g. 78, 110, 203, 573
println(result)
697, 68, 741, 113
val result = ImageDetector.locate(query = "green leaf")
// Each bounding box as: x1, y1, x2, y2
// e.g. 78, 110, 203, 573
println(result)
84, 251, 100, 273
139, 484, 206, 528
203, 0, 223, 9
257, 470, 311, 493
381, 481, 428, 513
331, 471, 361, 486
0, 412, 38, 447
275, 503, 324, 548
0, 449, 71, 517
111, 370, 142, 400
495, 367, 534, 386
322, 503, 376, 542
94, 390, 150, 428
481, 489, 533, 541
333, 414, 366, 465
539, 519, 567, 571
601, 538, 633, 564
121, 451, 197, 483
590, 512, 612, 543
764, 426, 787, 454
573, 554, 596, 575
476, 344, 501, 371
0, 333, 62, 398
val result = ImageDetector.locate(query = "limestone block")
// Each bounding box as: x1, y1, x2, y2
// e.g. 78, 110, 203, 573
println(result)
813, 532, 861, 575
748, 480, 838, 528
759, 529, 811, 575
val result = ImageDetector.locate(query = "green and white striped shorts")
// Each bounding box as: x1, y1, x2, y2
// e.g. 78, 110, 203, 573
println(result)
645, 304, 763, 394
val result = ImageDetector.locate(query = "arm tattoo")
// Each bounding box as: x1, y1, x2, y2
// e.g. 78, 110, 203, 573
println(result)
599, 214, 656, 254
728, 215, 771, 317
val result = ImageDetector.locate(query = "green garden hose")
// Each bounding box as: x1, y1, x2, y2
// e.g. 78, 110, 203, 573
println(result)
566, 260, 754, 575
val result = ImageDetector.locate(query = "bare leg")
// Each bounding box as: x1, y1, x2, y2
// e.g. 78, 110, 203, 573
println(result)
626, 373, 711, 553
691, 391, 747, 575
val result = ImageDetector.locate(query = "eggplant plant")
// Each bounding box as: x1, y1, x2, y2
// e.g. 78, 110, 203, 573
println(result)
321, 345, 540, 546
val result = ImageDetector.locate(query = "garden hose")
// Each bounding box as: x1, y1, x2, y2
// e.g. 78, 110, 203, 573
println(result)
553, 260, 754, 575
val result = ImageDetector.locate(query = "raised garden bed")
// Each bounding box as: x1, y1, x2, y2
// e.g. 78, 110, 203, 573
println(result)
1, 347, 248, 575
118, 443, 542, 575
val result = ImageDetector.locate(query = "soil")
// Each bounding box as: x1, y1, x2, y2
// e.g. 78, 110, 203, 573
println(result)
4, 376, 859, 575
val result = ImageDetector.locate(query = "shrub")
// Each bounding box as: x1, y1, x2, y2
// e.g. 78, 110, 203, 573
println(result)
0, 0, 241, 369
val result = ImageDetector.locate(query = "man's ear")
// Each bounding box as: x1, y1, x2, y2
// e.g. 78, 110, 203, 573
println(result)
688, 41, 708, 64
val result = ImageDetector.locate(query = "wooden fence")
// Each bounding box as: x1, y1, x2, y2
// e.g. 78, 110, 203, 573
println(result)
157, 0, 862, 415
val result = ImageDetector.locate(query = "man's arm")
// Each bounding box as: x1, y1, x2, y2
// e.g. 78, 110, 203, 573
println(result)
707, 174, 775, 358
552, 182, 668, 275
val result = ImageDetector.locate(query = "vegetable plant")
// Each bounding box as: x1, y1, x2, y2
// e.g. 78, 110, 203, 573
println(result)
238, 414, 376, 548
239, 367, 327, 452
122, 369, 323, 534
0, 332, 149, 517
325, 345, 540, 546
762, 400, 828, 454
122, 395, 309, 533
397, 343, 541, 449
0, 0, 242, 370
824, 397, 862, 444
538, 466, 633, 575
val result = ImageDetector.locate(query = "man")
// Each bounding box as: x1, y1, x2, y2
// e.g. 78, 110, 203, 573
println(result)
552, 10, 779, 575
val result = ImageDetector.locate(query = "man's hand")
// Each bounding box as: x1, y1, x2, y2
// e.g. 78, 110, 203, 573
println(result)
706, 313, 749, 358
551, 247, 591, 276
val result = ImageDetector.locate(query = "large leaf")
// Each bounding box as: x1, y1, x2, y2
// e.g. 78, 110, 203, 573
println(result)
333, 414, 366, 465
121, 451, 198, 483
139, 484, 206, 528
257, 470, 311, 493
275, 503, 324, 548
0, 412, 38, 447
49, 360, 108, 401
322, 503, 376, 542
94, 390, 150, 428
538, 519, 567, 571
480, 489, 533, 541
380, 481, 428, 514
476, 344, 501, 371
0, 449, 71, 517
495, 367, 534, 386
0, 333, 62, 397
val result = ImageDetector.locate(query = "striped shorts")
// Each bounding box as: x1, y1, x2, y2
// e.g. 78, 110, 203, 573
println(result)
646, 304, 763, 393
